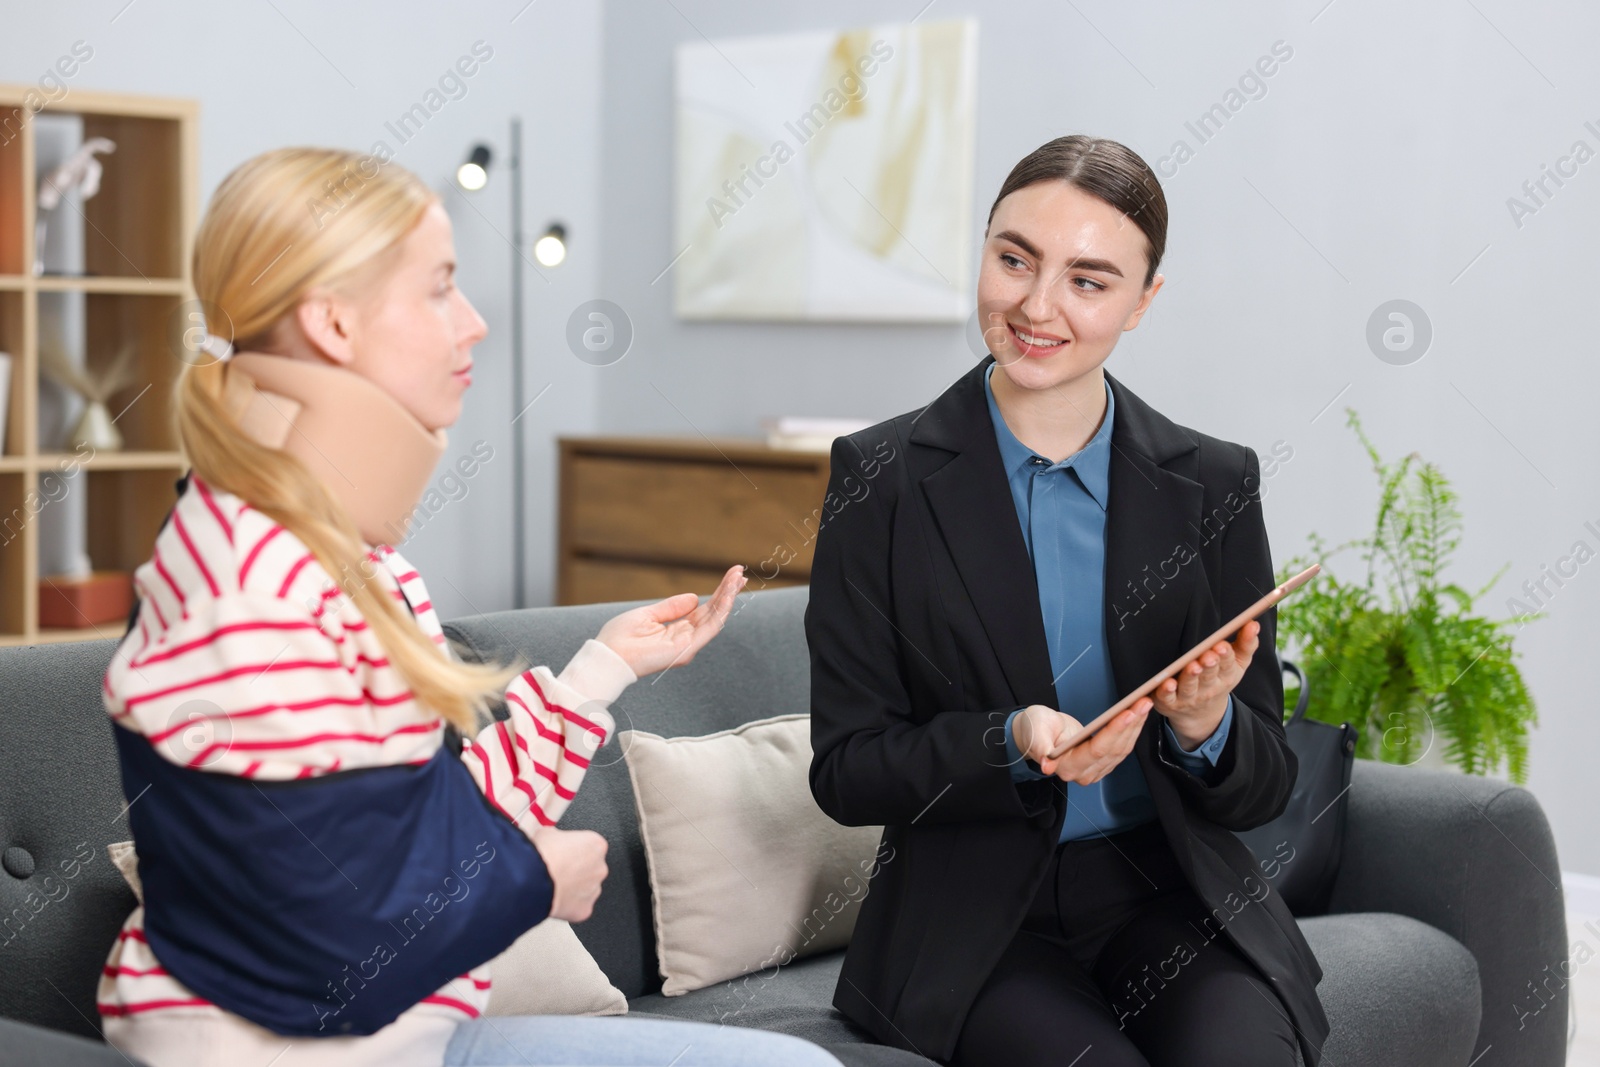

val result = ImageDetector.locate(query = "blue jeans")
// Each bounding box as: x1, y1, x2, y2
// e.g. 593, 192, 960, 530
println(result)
443, 1015, 845, 1066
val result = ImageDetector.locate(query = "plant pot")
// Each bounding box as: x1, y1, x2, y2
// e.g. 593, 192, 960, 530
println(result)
1408, 741, 1452, 773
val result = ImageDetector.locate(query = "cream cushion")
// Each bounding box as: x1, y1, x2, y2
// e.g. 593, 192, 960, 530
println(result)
106, 840, 625, 1017
620, 713, 887, 996
482, 918, 627, 1017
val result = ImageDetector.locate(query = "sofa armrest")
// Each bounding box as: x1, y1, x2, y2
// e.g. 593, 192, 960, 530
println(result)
1326, 759, 1568, 1067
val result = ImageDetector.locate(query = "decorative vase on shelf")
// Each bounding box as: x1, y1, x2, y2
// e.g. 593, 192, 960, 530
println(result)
71, 399, 123, 452
40, 336, 138, 454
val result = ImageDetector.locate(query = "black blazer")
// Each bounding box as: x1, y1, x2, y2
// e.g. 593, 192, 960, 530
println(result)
805, 355, 1328, 1065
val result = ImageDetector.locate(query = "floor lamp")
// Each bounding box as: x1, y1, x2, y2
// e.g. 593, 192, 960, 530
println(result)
457, 120, 566, 610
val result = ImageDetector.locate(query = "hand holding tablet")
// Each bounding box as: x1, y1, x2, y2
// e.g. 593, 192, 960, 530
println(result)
1043, 564, 1321, 762
1019, 698, 1153, 783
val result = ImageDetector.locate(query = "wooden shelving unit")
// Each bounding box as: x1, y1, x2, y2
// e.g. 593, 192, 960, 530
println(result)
0, 85, 198, 647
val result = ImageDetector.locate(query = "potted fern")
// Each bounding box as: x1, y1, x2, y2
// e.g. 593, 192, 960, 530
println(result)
1274, 409, 1538, 783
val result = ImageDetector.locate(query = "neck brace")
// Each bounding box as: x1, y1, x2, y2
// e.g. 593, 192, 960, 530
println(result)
221, 352, 447, 546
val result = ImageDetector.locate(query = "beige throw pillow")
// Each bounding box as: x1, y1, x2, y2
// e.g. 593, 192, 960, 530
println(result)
483, 919, 627, 1017
620, 713, 888, 996
105, 841, 626, 1017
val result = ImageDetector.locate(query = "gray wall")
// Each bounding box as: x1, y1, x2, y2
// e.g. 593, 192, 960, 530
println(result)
595, 1, 1600, 875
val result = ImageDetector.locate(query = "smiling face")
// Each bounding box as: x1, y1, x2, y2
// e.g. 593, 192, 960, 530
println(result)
294, 199, 488, 431
976, 180, 1163, 393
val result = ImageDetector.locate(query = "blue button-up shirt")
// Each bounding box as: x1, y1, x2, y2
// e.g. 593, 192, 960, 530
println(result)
986, 362, 1233, 841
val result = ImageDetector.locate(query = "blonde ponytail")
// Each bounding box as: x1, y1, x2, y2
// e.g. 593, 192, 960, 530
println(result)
177, 147, 518, 734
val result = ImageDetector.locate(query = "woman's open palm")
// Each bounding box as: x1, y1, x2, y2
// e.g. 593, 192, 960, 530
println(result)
594, 564, 747, 678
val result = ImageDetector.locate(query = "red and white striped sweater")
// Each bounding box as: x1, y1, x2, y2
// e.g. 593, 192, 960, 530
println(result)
98, 473, 636, 1067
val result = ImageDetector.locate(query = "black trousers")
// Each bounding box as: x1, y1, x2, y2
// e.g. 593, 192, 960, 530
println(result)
949, 819, 1298, 1067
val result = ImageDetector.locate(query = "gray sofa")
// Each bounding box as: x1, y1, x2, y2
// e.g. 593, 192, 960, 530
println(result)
0, 585, 1570, 1066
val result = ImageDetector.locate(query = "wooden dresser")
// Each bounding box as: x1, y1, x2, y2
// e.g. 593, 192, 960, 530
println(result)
556, 436, 834, 605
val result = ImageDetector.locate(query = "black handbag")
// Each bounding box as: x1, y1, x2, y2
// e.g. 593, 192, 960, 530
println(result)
1235, 656, 1358, 916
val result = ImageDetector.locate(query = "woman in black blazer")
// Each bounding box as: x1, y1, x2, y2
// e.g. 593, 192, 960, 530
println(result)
805, 136, 1327, 1067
